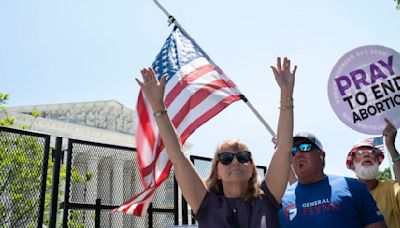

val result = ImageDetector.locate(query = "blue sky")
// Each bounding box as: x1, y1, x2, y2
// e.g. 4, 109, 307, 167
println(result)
1, 0, 399, 178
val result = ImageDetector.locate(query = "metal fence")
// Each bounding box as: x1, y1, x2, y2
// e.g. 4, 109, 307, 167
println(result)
60, 138, 178, 228
0, 127, 50, 228
0, 127, 267, 228
0, 127, 178, 228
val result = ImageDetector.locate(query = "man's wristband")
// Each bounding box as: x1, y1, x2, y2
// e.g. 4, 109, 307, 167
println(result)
153, 108, 167, 117
393, 155, 400, 163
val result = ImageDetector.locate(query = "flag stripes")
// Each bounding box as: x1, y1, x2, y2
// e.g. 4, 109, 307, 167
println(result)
114, 27, 241, 216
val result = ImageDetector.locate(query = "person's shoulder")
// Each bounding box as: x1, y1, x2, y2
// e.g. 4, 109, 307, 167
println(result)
328, 175, 366, 189
343, 176, 360, 183
345, 176, 368, 189
380, 179, 400, 184
379, 179, 400, 189
328, 175, 361, 183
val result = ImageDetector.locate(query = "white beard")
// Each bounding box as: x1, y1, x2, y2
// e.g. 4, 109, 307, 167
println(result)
354, 161, 379, 180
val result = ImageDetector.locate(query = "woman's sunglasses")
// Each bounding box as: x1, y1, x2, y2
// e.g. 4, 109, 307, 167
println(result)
291, 143, 313, 156
218, 151, 252, 165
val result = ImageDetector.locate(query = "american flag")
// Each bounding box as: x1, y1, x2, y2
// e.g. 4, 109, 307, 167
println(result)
114, 27, 242, 216
371, 137, 384, 152
358, 137, 385, 153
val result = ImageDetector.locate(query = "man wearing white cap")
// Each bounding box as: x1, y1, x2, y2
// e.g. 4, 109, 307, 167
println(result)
279, 132, 386, 227
346, 119, 400, 228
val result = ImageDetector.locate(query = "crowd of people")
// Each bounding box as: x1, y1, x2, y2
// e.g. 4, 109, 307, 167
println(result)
136, 57, 399, 227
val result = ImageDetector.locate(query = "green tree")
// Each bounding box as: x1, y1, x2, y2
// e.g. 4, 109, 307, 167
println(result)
377, 167, 392, 180
0, 93, 45, 226
0, 93, 93, 227
0, 129, 46, 227
0, 93, 15, 126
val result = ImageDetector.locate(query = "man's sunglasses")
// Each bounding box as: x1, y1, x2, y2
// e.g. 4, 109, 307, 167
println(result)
291, 143, 313, 156
218, 151, 252, 165
354, 149, 380, 156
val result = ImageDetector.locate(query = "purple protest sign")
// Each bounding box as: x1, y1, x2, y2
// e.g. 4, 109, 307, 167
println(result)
328, 45, 400, 135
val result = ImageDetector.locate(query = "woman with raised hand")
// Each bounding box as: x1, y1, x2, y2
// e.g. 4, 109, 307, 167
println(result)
136, 57, 296, 228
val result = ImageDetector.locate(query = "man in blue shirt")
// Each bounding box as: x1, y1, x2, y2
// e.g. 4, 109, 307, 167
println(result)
279, 132, 386, 228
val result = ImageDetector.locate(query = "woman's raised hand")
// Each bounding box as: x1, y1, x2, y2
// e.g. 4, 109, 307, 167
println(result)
270, 57, 297, 91
135, 67, 168, 110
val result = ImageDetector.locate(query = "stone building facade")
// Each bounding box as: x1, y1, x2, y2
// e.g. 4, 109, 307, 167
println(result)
4, 100, 136, 147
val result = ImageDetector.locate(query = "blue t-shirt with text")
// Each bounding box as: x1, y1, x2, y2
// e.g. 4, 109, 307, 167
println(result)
279, 175, 384, 228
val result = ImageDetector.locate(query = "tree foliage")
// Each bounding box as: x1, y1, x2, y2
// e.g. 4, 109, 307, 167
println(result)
0, 93, 15, 127
0, 131, 46, 226
0, 93, 93, 227
377, 167, 392, 180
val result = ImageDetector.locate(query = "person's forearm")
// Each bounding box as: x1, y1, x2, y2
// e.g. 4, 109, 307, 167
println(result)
153, 107, 207, 212
151, 104, 188, 165
382, 118, 398, 179
265, 88, 293, 201
276, 89, 294, 152
387, 144, 400, 180
137, 68, 207, 210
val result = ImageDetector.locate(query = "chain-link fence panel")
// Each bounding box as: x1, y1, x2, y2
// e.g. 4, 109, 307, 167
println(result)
64, 139, 177, 228
66, 209, 95, 227
101, 208, 148, 228
149, 169, 177, 228
0, 127, 50, 228
67, 140, 135, 206
64, 208, 149, 228
191, 157, 212, 181
152, 212, 176, 228
151, 169, 176, 209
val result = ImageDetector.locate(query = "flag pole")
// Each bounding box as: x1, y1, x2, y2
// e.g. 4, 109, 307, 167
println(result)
240, 95, 276, 137
152, 0, 213, 61
152, 0, 276, 138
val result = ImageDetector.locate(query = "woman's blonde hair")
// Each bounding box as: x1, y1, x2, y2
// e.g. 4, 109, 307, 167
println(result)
204, 139, 264, 202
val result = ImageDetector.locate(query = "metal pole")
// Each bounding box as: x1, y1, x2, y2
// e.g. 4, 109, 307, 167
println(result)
153, 0, 214, 64
152, 0, 171, 18
95, 199, 101, 228
49, 137, 63, 228
174, 176, 179, 225
37, 136, 51, 228
240, 95, 276, 137
148, 203, 153, 228
62, 139, 74, 228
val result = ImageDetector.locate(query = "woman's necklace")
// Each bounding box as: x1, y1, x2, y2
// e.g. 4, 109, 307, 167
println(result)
227, 198, 241, 228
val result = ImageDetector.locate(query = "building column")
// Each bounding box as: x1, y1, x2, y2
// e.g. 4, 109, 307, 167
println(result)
111, 159, 124, 227
85, 155, 98, 225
